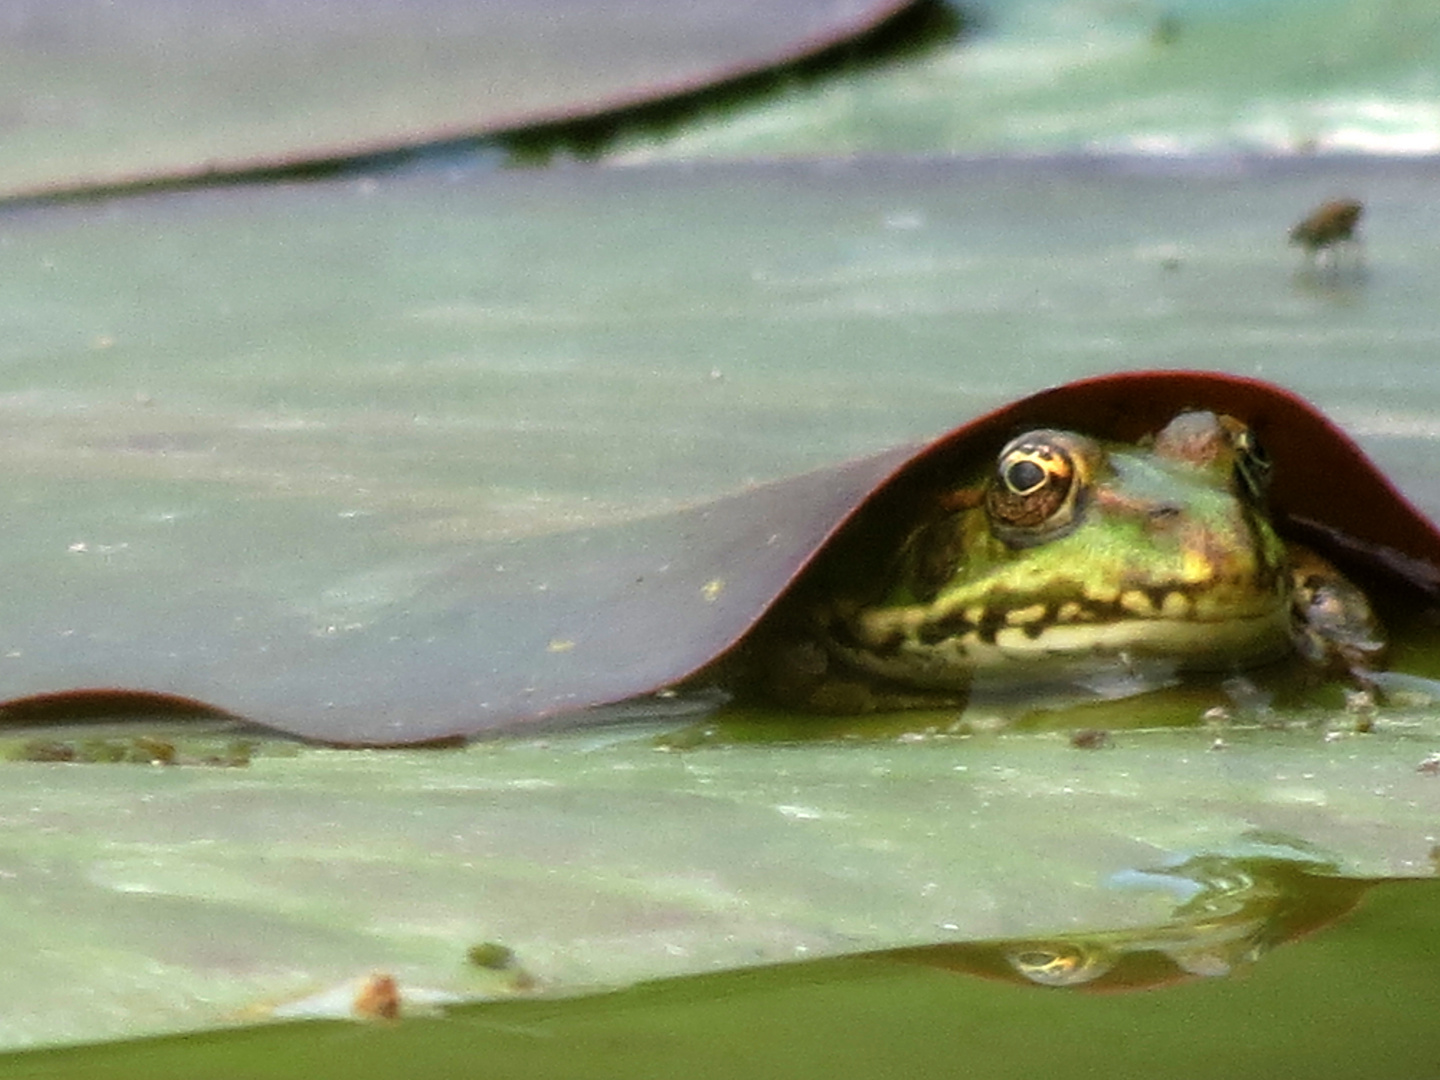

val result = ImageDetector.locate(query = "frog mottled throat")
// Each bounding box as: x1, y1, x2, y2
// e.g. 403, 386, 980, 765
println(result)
751, 410, 1384, 713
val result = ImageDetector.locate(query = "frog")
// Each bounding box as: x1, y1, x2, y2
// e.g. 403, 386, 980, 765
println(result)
746, 409, 1385, 713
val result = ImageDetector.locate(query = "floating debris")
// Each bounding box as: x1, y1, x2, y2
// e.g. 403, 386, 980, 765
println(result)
1344, 688, 1377, 733
260, 974, 464, 1024
1152, 13, 1182, 46
3, 735, 256, 767
352, 973, 402, 1021
12, 740, 77, 763
466, 941, 538, 991
466, 942, 518, 970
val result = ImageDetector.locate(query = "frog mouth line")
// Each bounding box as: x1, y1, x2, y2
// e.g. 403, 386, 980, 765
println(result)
849, 574, 1289, 650
830, 598, 1294, 688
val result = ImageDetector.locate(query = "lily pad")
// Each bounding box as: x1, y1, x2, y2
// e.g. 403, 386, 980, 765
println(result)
9, 875, 1440, 1078
0, 722, 1437, 1051
3, 156, 1440, 741
0, 0, 917, 198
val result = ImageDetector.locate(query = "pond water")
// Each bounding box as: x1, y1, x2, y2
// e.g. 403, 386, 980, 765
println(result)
608, 0, 1440, 162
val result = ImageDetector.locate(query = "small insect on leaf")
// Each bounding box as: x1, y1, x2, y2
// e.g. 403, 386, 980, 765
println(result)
1289, 199, 1362, 252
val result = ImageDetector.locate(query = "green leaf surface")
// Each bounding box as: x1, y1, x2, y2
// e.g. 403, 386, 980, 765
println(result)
2, 155, 1440, 735
0, 0, 913, 198
0, 721, 1436, 1052
3, 154, 1440, 1054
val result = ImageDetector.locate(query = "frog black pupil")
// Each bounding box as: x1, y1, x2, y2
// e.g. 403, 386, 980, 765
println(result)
1007, 459, 1046, 493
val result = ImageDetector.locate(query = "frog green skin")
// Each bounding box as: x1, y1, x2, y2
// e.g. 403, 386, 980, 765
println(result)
751, 410, 1385, 713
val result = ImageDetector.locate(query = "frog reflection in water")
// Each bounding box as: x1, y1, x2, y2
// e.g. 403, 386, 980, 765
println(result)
753, 410, 1385, 712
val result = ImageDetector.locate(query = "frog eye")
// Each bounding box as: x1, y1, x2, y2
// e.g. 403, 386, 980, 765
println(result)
985, 431, 1093, 546
1002, 456, 1050, 495
1007, 942, 1115, 987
